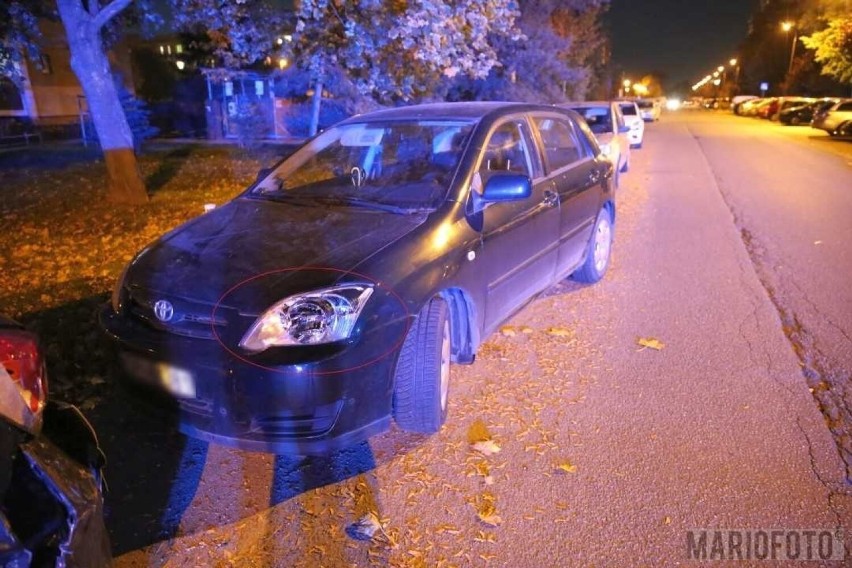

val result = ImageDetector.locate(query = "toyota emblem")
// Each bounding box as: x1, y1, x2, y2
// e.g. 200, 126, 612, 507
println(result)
153, 300, 174, 322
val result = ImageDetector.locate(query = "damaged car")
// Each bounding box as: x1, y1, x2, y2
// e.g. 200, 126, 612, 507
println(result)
0, 316, 110, 567
101, 102, 615, 454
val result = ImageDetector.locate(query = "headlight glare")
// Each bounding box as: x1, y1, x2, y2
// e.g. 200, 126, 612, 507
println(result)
240, 285, 373, 352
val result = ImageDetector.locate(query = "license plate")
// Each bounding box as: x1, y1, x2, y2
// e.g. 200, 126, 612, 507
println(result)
121, 353, 195, 399
157, 363, 196, 399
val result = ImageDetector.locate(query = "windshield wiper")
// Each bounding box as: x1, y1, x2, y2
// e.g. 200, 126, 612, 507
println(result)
315, 197, 431, 215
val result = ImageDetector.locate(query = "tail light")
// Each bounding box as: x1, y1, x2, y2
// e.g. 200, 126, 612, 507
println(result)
0, 329, 48, 433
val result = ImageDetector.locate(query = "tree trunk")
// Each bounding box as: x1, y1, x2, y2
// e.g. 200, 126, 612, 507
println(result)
308, 79, 323, 137
56, 0, 148, 205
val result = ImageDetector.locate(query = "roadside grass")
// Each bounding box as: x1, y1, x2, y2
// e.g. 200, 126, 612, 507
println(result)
0, 142, 291, 404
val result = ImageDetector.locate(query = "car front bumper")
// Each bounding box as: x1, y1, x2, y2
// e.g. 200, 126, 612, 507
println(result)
100, 306, 404, 454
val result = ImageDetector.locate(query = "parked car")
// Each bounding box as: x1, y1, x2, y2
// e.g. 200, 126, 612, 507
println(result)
1, 316, 110, 567
835, 121, 852, 137
635, 99, 661, 122
560, 101, 631, 181
739, 98, 766, 117
770, 97, 814, 121
779, 99, 839, 125
101, 102, 616, 453
732, 95, 759, 115
616, 100, 645, 147
756, 98, 780, 119
812, 99, 852, 136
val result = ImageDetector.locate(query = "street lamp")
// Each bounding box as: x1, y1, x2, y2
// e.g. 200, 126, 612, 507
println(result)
729, 58, 740, 95
781, 21, 798, 78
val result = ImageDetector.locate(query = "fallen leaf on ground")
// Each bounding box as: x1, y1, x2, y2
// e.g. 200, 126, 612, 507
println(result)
467, 419, 492, 443
472, 440, 501, 456
499, 326, 516, 337
555, 461, 577, 474
547, 327, 572, 337
520, 326, 534, 334
636, 337, 665, 351
346, 512, 384, 541
477, 509, 502, 527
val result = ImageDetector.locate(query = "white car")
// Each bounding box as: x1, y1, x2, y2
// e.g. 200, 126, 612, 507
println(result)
636, 99, 661, 122
561, 101, 631, 186
617, 101, 645, 148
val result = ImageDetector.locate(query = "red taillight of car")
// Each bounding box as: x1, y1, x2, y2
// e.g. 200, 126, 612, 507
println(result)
0, 329, 48, 415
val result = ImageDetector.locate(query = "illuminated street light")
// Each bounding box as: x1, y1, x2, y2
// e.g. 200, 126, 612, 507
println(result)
623, 79, 631, 88
781, 22, 798, 92
175, 60, 185, 70
717, 66, 725, 72
713, 70, 720, 77
729, 58, 738, 67
278, 57, 289, 69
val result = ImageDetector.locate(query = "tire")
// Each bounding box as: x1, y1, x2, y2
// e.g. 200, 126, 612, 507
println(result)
572, 207, 614, 284
790, 116, 801, 126
392, 297, 451, 433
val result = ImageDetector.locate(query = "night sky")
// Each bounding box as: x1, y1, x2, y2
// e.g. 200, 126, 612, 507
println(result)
609, 0, 759, 92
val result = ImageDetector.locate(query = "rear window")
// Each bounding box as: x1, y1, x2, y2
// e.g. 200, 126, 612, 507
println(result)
620, 104, 638, 116
567, 106, 613, 135
837, 102, 852, 111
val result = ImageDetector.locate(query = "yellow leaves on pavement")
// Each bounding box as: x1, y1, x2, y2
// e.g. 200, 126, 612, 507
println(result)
636, 337, 665, 351
547, 327, 572, 337
473, 492, 502, 527
555, 460, 577, 474
500, 325, 534, 337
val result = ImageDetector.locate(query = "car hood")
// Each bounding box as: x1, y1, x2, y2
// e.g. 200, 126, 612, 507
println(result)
126, 198, 431, 308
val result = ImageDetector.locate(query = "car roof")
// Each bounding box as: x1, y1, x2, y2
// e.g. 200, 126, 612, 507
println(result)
563, 100, 615, 107
339, 102, 557, 124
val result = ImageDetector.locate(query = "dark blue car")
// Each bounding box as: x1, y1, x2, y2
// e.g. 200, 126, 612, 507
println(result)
101, 102, 616, 453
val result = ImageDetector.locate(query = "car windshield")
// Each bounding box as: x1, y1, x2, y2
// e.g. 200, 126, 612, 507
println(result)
253, 119, 476, 209
636, 101, 653, 108
619, 104, 638, 116
570, 106, 613, 134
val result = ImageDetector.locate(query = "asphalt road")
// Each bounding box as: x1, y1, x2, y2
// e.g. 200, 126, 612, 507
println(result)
111, 111, 852, 567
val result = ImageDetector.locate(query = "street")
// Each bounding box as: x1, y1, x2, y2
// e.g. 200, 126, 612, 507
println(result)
109, 111, 852, 567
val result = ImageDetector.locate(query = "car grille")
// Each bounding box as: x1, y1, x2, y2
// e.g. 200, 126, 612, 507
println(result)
248, 401, 343, 438
126, 287, 234, 340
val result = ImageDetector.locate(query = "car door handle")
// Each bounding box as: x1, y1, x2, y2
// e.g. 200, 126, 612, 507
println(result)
588, 170, 601, 184
543, 189, 559, 207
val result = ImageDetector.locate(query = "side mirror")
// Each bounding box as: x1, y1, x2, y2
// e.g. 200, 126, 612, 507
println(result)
618, 125, 630, 134
482, 173, 532, 202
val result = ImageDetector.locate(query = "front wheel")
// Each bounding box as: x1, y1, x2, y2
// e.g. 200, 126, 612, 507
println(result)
392, 297, 451, 433
572, 207, 613, 283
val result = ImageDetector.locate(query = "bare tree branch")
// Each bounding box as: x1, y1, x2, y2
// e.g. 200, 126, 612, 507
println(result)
92, 0, 133, 30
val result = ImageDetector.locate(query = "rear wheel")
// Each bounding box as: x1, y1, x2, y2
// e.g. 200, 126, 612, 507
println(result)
392, 297, 451, 433
572, 207, 613, 283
